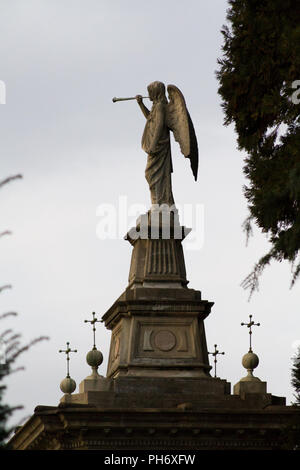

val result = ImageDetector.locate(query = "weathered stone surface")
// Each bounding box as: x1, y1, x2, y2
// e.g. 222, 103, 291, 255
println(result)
8, 398, 299, 450
78, 375, 111, 393
234, 379, 268, 398
61, 375, 232, 408
126, 211, 190, 289
102, 286, 213, 378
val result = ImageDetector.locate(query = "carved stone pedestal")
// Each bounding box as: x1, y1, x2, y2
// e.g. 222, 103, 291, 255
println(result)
102, 210, 215, 380
125, 209, 190, 289
102, 286, 213, 378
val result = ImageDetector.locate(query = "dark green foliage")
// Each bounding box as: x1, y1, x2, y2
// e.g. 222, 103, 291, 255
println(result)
217, 0, 300, 295
291, 347, 300, 406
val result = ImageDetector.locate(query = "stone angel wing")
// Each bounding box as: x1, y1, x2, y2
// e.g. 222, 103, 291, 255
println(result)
166, 84, 199, 181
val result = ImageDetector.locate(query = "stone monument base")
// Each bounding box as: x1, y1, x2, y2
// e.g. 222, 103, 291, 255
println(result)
9, 376, 296, 451
61, 375, 231, 408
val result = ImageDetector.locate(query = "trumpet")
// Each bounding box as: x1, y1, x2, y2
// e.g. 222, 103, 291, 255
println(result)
112, 96, 149, 103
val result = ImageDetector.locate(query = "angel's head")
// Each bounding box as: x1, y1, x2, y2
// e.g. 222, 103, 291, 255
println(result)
147, 81, 167, 104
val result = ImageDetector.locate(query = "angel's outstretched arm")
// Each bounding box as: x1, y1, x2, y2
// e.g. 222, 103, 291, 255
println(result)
136, 95, 150, 119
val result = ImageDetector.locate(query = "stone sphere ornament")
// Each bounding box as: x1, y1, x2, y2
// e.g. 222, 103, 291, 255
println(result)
60, 376, 76, 394
86, 348, 103, 368
242, 351, 259, 371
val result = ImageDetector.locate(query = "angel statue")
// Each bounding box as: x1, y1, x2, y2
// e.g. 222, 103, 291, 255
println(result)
113, 81, 198, 207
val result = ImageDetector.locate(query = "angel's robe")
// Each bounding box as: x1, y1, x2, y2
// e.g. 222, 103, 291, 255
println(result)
142, 102, 175, 206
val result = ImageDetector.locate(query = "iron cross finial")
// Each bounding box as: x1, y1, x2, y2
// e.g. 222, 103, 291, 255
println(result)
84, 312, 101, 349
59, 341, 77, 378
208, 344, 225, 378
241, 314, 260, 353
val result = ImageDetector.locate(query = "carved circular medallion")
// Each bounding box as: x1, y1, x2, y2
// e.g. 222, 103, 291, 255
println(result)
154, 330, 176, 351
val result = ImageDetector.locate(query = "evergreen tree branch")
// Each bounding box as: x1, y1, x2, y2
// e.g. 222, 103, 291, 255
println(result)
0, 175, 22, 188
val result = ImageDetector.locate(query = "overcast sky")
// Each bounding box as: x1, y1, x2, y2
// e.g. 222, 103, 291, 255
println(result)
1, 0, 299, 428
